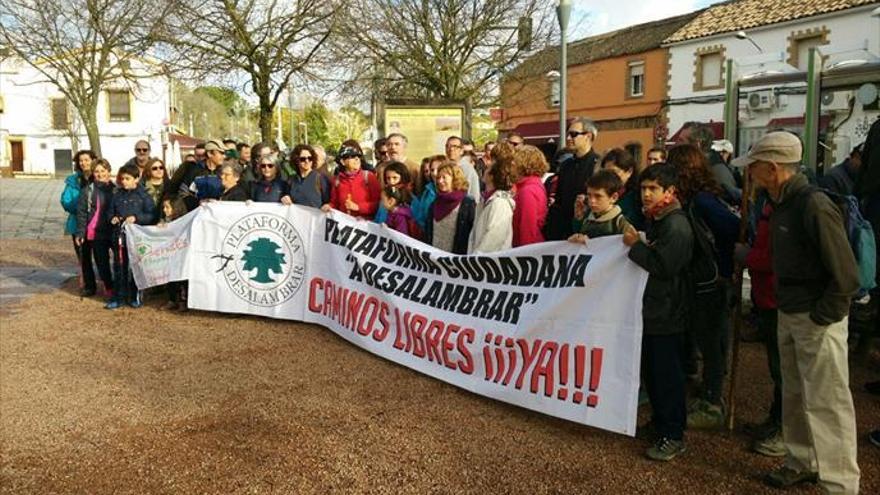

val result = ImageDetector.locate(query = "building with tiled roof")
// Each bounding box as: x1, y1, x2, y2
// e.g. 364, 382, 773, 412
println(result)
663, 0, 879, 165
665, 0, 876, 43
499, 12, 701, 163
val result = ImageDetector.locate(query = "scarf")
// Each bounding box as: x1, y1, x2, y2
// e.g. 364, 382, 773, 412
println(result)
643, 196, 679, 220
433, 190, 466, 222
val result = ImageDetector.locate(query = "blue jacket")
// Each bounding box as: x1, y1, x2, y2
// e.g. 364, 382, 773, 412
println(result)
110, 186, 156, 226
410, 181, 437, 230
250, 177, 290, 203
691, 191, 740, 278
61, 173, 85, 235
288, 171, 331, 208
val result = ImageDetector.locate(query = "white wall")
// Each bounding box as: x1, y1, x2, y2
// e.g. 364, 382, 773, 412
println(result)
0, 57, 169, 175
666, 5, 880, 163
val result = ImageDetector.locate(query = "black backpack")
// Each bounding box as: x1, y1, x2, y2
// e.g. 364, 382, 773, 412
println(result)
683, 201, 720, 295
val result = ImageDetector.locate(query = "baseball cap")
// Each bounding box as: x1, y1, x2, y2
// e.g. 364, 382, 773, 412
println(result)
730, 131, 802, 168
711, 139, 733, 154
204, 140, 225, 153
338, 145, 361, 159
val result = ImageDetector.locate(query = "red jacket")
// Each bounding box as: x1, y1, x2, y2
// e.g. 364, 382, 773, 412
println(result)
331, 170, 381, 219
512, 175, 547, 247
745, 202, 777, 309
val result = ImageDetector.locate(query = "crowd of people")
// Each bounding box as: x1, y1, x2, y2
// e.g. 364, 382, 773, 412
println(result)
59, 116, 880, 494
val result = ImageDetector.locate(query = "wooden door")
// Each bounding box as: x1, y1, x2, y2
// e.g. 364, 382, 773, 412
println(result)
10, 141, 24, 172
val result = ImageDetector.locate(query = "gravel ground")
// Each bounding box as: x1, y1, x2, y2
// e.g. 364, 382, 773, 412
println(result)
1, 238, 878, 494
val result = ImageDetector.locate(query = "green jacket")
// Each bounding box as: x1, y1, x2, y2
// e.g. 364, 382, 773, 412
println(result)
770, 173, 859, 325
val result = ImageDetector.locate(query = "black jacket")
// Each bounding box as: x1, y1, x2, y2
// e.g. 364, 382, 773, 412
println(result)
544, 149, 599, 240
220, 183, 249, 201
75, 181, 115, 240
856, 116, 880, 198
425, 196, 476, 255
770, 173, 859, 325
627, 200, 693, 335
110, 186, 156, 225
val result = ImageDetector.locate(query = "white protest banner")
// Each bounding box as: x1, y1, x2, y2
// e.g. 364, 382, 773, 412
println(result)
183, 202, 648, 436
125, 209, 199, 289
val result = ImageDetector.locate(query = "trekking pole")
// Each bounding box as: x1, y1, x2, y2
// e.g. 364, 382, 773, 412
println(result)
726, 168, 752, 430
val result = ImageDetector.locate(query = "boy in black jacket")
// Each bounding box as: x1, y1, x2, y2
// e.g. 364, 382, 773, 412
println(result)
623, 163, 693, 461
106, 164, 156, 309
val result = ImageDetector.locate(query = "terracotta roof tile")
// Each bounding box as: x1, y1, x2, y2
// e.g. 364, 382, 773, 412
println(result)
508, 11, 701, 80
664, 0, 876, 43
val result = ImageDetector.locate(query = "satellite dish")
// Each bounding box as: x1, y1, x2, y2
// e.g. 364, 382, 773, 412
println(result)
856, 83, 878, 105
821, 92, 835, 106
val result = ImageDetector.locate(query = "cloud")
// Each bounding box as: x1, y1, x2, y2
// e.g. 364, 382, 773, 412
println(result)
568, 0, 713, 39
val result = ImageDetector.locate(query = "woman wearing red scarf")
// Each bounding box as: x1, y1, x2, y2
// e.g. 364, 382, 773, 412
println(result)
323, 142, 381, 219
424, 161, 476, 254
512, 145, 549, 247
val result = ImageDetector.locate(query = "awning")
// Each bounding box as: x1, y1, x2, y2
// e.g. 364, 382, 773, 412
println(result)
669, 121, 724, 143
766, 115, 832, 130
169, 133, 202, 148
512, 119, 574, 144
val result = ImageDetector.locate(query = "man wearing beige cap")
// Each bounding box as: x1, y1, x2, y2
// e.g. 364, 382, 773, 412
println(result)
733, 131, 860, 493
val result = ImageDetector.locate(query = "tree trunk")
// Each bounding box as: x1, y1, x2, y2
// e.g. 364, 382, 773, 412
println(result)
258, 96, 273, 144
83, 116, 102, 158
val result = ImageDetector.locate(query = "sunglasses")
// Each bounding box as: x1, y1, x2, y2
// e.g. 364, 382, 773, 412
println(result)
260, 163, 275, 169
340, 154, 358, 160
136, 148, 149, 152
509, 141, 522, 147
568, 130, 589, 139
297, 156, 314, 163
151, 165, 165, 171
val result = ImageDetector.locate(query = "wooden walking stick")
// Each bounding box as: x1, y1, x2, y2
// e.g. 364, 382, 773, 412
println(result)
726, 167, 752, 430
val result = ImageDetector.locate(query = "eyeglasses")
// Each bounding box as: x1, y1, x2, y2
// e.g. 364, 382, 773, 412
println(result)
136, 148, 149, 152
568, 130, 590, 139
297, 156, 313, 163
260, 163, 275, 169
151, 165, 165, 171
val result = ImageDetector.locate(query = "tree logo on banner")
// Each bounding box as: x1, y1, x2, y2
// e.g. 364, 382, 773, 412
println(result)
242, 238, 286, 283
218, 213, 306, 307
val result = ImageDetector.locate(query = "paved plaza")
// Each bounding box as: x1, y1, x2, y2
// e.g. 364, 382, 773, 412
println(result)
0, 178, 76, 309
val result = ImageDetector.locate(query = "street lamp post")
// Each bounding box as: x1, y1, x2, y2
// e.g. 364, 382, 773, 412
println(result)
557, 0, 571, 151
299, 122, 309, 145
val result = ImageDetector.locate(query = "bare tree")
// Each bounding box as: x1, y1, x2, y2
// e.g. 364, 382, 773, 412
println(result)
164, 0, 338, 143
0, 0, 175, 156
336, 0, 556, 109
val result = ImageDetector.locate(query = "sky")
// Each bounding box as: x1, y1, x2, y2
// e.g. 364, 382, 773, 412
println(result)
568, 0, 717, 39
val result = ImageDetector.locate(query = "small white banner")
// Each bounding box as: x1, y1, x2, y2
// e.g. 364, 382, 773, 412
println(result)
125, 209, 199, 289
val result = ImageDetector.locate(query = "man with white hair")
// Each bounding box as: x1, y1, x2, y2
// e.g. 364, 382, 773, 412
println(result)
710, 139, 741, 204
386, 133, 422, 192
734, 131, 859, 493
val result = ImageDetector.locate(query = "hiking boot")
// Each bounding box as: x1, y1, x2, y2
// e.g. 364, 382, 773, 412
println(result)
646, 437, 685, 462
104, 299, 123, 310
687, 400, 724, 429
869, 429, 880, 448
763, 466, 818, 488
753, 431, 786, 457
744, 417, 781, 440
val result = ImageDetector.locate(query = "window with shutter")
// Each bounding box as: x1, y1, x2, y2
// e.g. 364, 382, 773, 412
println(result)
628, 61, 645, 97
51, 98, 69, 130
108, 90, 131, 122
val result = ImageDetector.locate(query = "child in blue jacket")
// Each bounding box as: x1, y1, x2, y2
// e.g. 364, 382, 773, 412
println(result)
106, 164, 155, 309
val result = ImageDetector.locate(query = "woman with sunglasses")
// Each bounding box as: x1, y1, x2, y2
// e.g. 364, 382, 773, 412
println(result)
322, 143, 381, 219
250, 155, 290, 203
140, 158, 169, 219
284, 144, 331, 209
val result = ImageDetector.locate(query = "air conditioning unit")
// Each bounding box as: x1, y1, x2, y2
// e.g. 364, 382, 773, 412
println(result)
747, 90, 776, 111
820, 92, 851, 112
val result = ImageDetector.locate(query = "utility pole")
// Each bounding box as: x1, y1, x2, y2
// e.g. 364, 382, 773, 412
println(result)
557, 0, 571, 151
